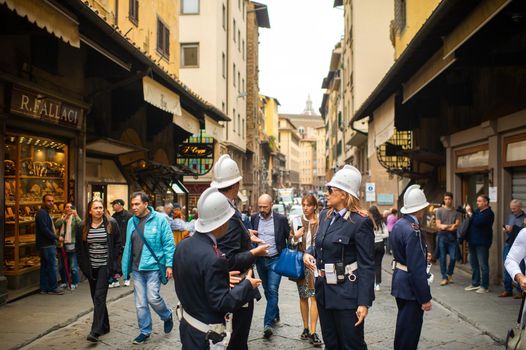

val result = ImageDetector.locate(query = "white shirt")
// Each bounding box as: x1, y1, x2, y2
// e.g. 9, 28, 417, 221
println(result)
505, 228, 526, 280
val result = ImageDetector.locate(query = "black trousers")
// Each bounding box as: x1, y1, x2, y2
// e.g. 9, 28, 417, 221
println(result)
88, 266, 110, 336
374, 242, 385, 284
394, 298, 423, 350
318, 304, 366, 350
180, 318, 208, 349
227, 300, 254, 350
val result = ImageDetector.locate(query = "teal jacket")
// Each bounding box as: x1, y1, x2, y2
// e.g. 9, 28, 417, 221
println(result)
121, 207, 175, 278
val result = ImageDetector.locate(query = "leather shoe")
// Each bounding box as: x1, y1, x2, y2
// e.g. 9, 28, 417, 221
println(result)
514, 293, 524, 299
498, 291, 512, 297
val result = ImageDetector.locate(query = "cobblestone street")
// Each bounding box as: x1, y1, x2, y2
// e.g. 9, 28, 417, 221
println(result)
21, 267, 501, 349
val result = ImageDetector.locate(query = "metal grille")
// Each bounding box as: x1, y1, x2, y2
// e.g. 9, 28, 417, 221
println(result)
512, 167, 526, 202
376, 130, 412, 174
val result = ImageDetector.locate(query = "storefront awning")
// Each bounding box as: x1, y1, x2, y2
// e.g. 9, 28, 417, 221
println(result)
374, 97, 395, 147
205, 115, 223, 141
86, 138, 147, 155
173, 108, 200, 135
172, 179, 189, 194
0, 0, 80, 48
143, 76, 182, 117
237, 192, 248, 203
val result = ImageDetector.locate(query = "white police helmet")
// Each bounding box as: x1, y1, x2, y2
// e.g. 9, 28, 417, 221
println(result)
210, 154, 243, 189
400, 184, 430, 214
326, 164, 362, 199
194, 187, 235, 233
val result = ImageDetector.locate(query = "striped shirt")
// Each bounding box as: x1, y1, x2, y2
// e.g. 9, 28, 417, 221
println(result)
87, 223, 108, 268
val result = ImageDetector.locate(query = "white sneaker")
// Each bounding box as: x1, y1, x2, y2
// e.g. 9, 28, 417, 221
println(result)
112, 281, 120, 288
464, 285, 480, 291
124, 280, 130, 287
375, 284, 381, 291
59, 283, 67, 289
475, 287, 489, 294
70, 284, 77, 290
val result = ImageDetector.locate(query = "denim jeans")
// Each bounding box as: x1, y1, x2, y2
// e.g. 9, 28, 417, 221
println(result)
438, 233, 457, 279
469, 244, 489, 289
39, 246, 58, 292
59, 251, 79, 285
256, 256, 282, 327
503, 243, 524, 293
132, 270, 172, 335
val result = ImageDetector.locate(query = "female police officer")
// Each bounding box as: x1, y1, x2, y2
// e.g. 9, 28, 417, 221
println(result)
304, 165, 375, 349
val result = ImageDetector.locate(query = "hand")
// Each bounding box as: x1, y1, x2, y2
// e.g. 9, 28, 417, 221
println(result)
303, 253, 316, 272
229, 271, 242, 288
421, 301, 432, 311
250, 244, 270, 257
249, 229, 258, 236
71, 210, 78, 217
355, 306, 368, 326
294, 227, 305, 239
246, 276, 262, 289
517, 274, 526, 292
505, 225, 512, 233
250, 235, 265, 244
58, 236, 64, 242
166, 267, 173, 280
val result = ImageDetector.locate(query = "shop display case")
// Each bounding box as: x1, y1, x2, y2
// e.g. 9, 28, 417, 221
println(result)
4, 135, 68, 290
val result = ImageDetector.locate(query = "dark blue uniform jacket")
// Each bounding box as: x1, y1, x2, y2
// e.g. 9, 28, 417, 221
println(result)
217, 204, 261, 300
312, 209, 375, 310
390, 215, 432, 304
174, 233, 254, 325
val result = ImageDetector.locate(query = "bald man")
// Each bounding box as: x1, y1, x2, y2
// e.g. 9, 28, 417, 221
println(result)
250, 194, 290, 338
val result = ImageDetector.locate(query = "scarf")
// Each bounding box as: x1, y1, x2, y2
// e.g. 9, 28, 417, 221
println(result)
60, 215, 74, 244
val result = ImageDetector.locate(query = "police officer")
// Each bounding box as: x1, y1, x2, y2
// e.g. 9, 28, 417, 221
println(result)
304, 165, 375, 350
174, 187, 262, 349
210, 155, 268, 349
390, 184, 433, 350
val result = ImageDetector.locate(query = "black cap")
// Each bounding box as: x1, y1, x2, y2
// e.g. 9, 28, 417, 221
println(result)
111, 199, 125, 206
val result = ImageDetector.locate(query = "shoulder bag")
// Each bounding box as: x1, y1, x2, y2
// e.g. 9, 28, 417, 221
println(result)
134, 223, 168, 285
273, 240, 305, 280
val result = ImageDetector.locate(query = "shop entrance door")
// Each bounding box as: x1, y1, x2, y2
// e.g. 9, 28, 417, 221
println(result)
87, 183, 107, 208
460, 172, 489, 264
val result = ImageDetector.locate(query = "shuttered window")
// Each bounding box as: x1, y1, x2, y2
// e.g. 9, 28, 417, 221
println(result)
157, 18, 170, 59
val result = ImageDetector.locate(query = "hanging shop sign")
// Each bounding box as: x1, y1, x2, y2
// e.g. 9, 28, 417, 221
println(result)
176, 131, 215, 176
10, 86, 84, 129
178, 144, 214, 158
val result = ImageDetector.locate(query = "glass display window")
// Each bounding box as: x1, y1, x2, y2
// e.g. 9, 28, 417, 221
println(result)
3, 134, 68, 289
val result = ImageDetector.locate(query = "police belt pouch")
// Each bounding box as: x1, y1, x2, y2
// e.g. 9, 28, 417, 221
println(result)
176, 304, 232, 349
133, 223, 168, 285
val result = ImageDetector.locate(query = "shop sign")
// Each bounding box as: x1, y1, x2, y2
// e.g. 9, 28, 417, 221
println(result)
365, 182, 376, 202
178, 144, 213, 158
10, 86, 84, 129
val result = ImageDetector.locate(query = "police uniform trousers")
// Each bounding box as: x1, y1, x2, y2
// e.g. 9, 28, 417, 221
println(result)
317, 304, 366, 350
227, 299, 254, 350
394, 298, 424, 350
180, 318, 209, 350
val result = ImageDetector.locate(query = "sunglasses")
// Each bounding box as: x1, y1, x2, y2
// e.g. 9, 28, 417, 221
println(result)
327, 186, 334, 194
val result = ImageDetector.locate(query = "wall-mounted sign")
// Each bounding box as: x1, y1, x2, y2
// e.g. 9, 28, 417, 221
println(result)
10, 86, 84, 129
377, 193, 394, 205
365, 182, 376, 202
176, 131, 215, 176
178, 144, 214, 158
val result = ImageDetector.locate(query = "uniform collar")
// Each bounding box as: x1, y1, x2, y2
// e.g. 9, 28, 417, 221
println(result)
206, 233, 217, 245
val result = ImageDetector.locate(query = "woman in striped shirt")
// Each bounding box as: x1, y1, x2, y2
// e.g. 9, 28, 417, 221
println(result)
76, 199, 121, 343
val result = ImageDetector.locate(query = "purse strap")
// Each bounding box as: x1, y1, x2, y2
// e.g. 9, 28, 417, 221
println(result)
133, 221, 163, 267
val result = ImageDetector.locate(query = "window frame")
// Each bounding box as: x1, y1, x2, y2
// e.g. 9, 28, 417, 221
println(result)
181, 0, 200, 15
181, 43, 200, 68
156, 17, 170, 60
129, 0, 139, 25
233, 19, 237, 42
233, 63, 236, 87
222, 52, 226, 78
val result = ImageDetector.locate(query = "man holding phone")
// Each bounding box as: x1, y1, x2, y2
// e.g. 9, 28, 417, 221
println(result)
500, 199, 526, 298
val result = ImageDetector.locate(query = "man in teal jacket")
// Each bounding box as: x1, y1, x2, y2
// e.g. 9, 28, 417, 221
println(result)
122, 191, 176, 345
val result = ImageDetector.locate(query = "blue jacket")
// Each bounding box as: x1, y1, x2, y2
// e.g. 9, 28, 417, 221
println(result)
390, 215, 432, 304
36, 208, 57, 248
121, 207, 175, 278
467, 207, 494, 247
312, 209, 375, 310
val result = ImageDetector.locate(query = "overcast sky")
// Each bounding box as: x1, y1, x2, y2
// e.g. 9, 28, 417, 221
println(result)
257, 0, 344, 114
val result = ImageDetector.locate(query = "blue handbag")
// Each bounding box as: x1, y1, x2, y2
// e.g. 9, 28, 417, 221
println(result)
273, 243, 305, 280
